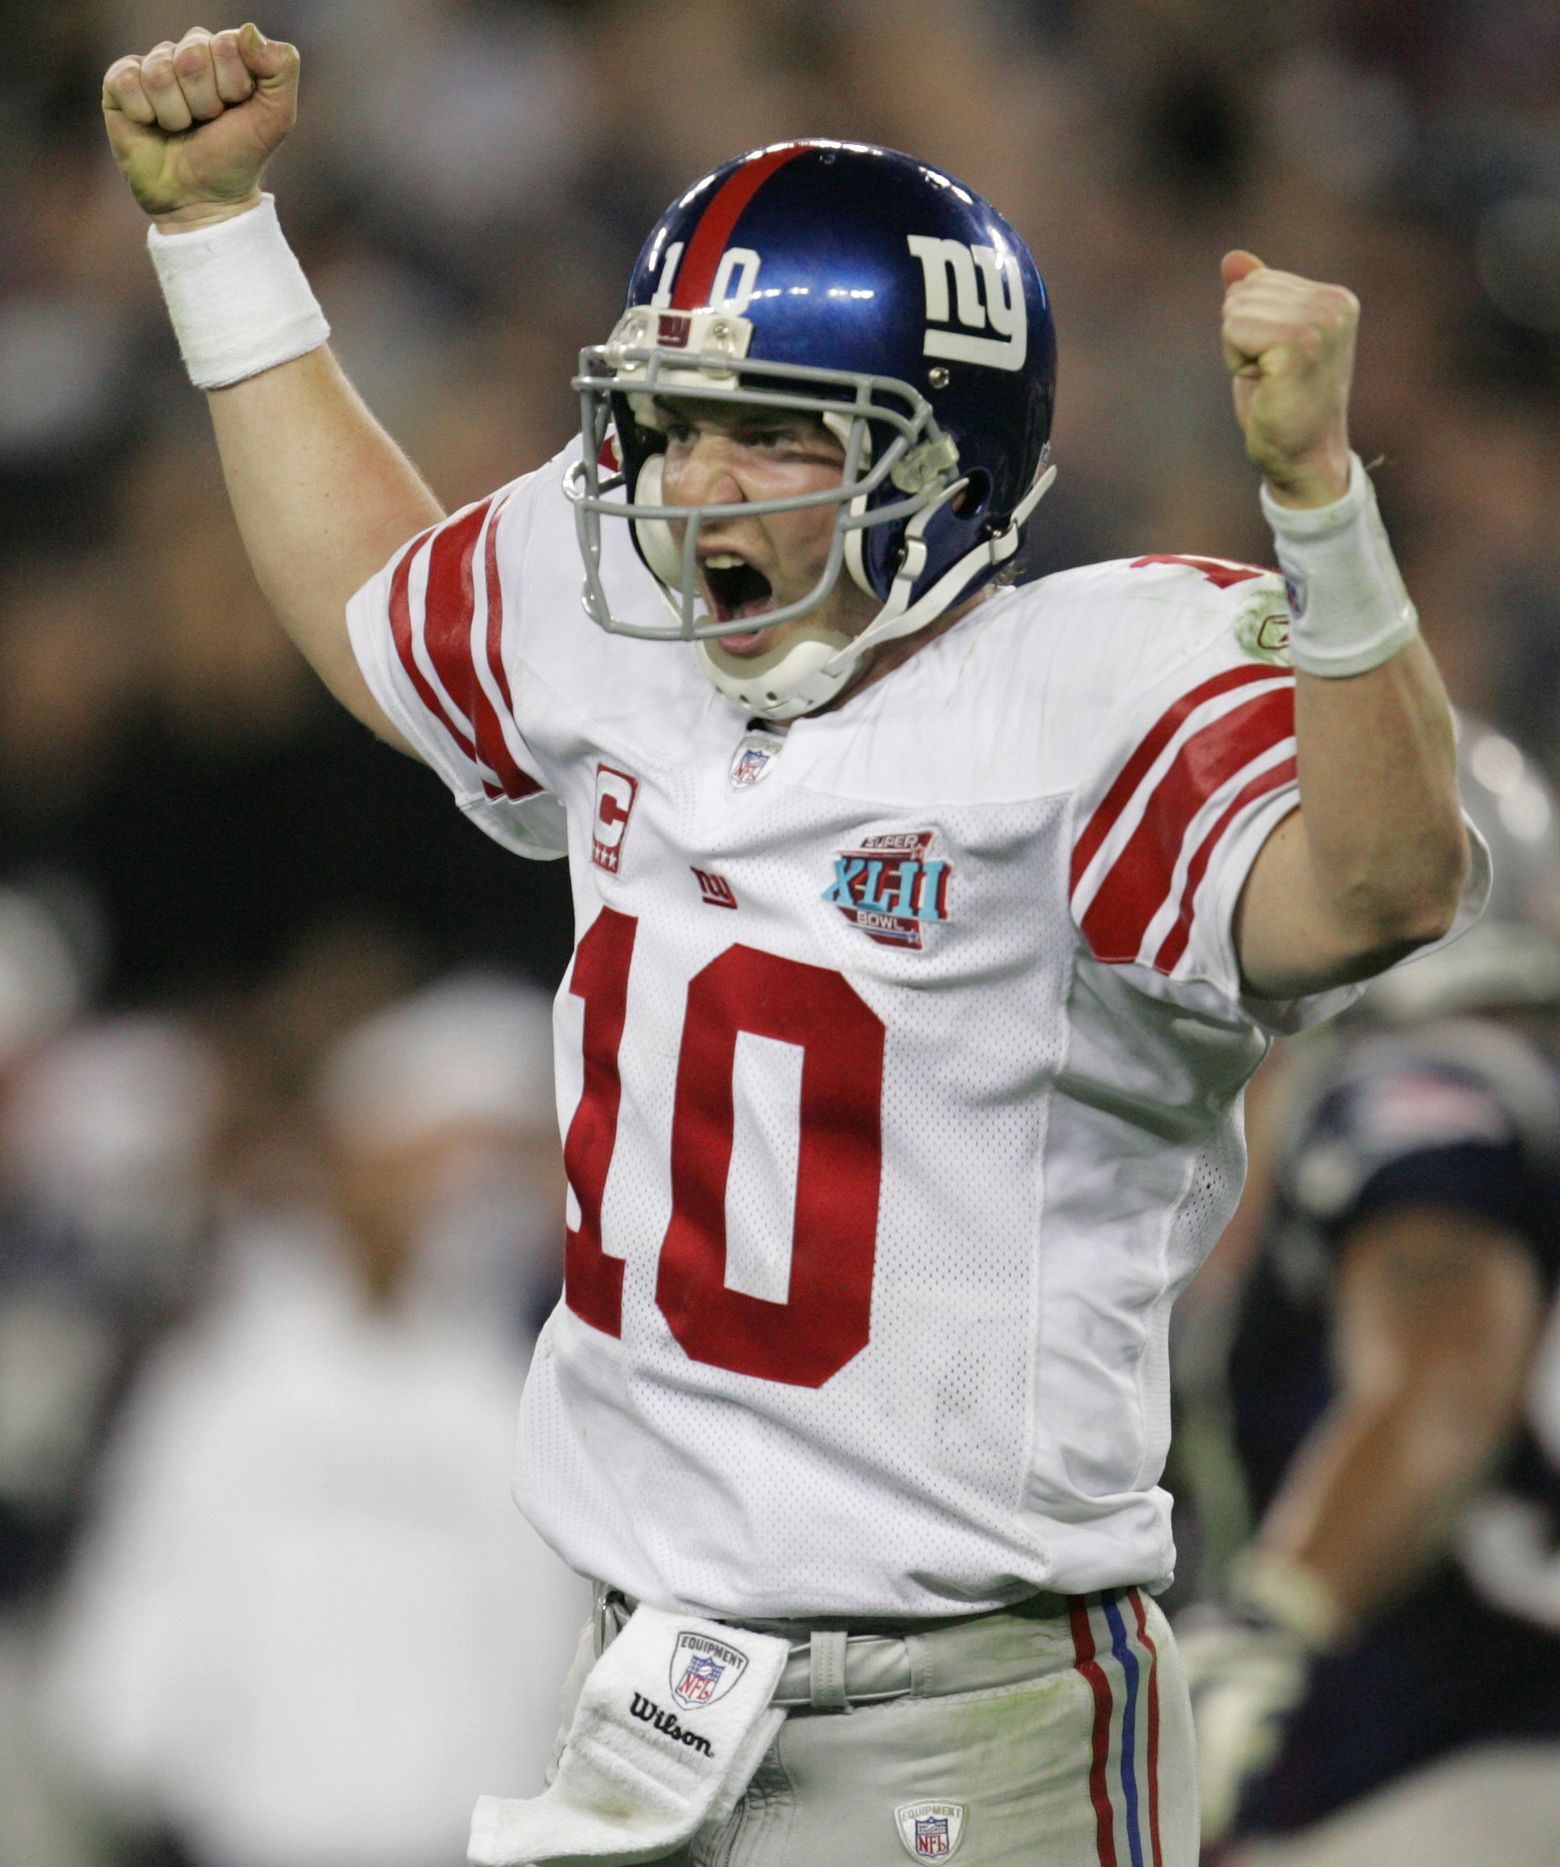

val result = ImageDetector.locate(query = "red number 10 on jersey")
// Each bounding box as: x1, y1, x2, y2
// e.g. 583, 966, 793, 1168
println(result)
563, 907, 886, 1388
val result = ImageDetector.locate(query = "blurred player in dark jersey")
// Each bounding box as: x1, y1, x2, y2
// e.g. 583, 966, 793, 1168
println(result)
1179, 719, 1560, 1864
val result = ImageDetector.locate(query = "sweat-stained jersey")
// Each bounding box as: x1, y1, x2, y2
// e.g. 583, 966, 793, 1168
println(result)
343, 445, 1480, 1621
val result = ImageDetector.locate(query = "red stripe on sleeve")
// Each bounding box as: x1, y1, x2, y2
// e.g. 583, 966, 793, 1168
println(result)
420, 495, 492, 737
480, 493, 543, 802
1129, 555, 1268, 590
1151, 755, 1297, 975
482, 493, 518, 719
1127, 1590, 1164, 1867
389, 522, 479, 763
385, 501, 544, 802
673, 144, 811, 309
1070, 666, 1279, 895
418, 497, 540, 802
1081, 683, 1295, 966
1069, 1595, 1119, 1867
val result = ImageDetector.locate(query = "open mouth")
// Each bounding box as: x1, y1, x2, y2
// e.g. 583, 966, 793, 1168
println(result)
700, 552, 775, 626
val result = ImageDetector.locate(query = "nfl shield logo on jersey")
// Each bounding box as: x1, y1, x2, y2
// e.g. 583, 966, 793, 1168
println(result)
669, 1630, 749, 1709
894, 1801, 966, 1859
728, 726, 787, 789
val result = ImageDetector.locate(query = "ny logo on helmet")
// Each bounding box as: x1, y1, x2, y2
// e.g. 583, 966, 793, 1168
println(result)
906, 236, 1028, 372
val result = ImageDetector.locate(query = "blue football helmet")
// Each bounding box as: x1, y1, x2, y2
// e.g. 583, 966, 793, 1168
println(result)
566, 140, 1058, 718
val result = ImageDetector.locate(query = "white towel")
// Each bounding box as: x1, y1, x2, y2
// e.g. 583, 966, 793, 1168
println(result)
468, 1603, 789, 1866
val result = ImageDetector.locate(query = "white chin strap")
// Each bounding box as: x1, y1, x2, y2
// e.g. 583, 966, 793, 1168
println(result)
695, 459, 1056, 720
696, 629, 856, 722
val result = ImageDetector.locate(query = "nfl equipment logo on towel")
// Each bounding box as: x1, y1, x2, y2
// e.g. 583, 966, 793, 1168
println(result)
895, 1802, 966, 1859
670, 1630, 749, 1709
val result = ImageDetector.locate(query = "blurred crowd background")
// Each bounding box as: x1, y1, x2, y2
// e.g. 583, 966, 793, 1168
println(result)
1, 1, 1557, 1864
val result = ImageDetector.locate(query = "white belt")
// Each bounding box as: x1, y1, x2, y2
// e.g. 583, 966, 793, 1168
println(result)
594, 1583, 1077, 1714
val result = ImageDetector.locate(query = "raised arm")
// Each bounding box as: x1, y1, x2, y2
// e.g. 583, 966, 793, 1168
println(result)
101, 24, 440, 749
1218, 251, 1471, 999
1182, 1200, 1543, 1843
1256, 1203, 1542, 1628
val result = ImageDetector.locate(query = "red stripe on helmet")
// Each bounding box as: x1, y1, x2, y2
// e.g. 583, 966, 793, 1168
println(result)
672, 143, 811, 309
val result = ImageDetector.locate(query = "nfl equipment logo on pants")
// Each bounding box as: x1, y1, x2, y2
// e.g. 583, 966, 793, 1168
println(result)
896, 1801, 966, 1859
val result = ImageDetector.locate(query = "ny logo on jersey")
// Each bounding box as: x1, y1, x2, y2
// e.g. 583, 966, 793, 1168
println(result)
906, 236, 1027, 371
692, 867, 738, 909
823, 830, 952, 950
669, 1631, 749, 1709
592, 764, 639, 874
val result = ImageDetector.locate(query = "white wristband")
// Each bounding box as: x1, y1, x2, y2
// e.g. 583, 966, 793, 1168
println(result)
147, 194, 329, 390
1261, 452, 1419, 678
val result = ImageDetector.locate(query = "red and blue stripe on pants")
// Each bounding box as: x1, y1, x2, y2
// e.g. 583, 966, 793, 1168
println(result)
1069, 1588, 1164, 1867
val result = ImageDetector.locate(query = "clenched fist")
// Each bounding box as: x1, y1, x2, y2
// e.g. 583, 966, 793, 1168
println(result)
1221, 249, 1357, 509
102, 23, 299, 230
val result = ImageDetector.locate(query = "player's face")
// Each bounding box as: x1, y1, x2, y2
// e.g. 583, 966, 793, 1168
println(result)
656, 398, 879, 658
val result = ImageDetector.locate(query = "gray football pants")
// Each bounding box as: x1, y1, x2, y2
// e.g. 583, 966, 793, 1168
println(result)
547, 1585, 1197, 1865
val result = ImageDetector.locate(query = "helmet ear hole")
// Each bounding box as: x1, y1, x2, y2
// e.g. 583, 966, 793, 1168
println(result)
956, 470, 993, 521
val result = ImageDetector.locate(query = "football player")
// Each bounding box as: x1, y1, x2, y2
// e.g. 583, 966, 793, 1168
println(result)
1178, 720, 1560, 1865
102, 24, 1482, 1867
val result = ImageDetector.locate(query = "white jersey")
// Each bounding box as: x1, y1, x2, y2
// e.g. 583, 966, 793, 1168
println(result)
345, 447, 1421, 1620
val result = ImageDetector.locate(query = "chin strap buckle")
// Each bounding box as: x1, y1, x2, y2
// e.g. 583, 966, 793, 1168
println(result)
890, 432, 960, 494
